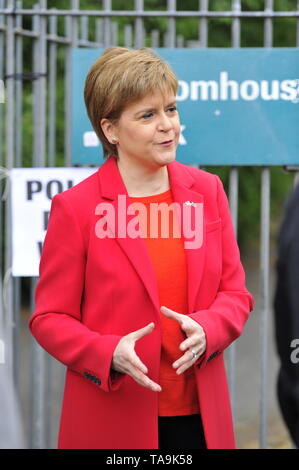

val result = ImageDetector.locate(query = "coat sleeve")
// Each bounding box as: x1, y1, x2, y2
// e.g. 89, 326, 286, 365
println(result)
28, 193, 126, 392
188, 175, 254, 370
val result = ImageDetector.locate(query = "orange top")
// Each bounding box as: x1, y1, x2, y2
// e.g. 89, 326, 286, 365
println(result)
130, 189, 200, 416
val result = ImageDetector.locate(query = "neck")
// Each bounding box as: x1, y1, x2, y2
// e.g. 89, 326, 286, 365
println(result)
116, 157, 170, 197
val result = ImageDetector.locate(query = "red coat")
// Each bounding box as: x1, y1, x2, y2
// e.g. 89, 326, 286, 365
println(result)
28, 155, 254, 449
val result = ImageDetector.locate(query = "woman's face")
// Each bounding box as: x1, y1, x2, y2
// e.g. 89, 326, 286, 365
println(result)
103, 89, 180, 170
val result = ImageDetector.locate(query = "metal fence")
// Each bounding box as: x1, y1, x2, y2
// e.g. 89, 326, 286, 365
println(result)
0, 0, 298, 449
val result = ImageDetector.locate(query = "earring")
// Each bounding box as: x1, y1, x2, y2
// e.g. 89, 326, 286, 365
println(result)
112, 138, 118, 144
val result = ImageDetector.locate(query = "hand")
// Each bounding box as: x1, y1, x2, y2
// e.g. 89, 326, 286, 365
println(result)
111, 322, 162, 393
160, 306, 206, 375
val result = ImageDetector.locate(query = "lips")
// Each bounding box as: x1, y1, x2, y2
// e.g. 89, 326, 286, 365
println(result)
158, 140, 173, 145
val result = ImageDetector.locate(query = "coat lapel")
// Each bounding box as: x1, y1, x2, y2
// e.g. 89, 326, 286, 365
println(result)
97, 156, 206, 316
167, 163, 206, 314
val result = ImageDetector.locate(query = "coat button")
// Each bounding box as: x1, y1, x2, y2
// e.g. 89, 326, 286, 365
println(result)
207, 351, 220, 362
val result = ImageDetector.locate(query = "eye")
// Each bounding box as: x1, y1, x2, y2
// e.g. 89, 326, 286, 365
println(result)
140, 106, 177, 120
141, 112, 154, 120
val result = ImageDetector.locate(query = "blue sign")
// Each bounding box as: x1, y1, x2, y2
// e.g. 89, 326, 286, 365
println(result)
71, 48, 299, 166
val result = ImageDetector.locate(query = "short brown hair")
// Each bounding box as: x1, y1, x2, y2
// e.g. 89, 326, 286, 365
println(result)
84, 47, 178, 159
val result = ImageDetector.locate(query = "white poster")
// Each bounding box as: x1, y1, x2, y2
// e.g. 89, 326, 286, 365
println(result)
11, 167, 96, 277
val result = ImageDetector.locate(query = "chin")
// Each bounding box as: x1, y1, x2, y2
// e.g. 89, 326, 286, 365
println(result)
164, 154, 176, 165
156, 152, 176, 165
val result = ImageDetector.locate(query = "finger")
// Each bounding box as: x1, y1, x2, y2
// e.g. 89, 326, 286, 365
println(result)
130, 322, 155, 342
129, 367, 162, 392
172, 349, 195, 370
176, 359, 194, 375
179, 335, 201, 352
173, 346, 204, 370
160, 306, 183, 324
130, 351, 148, 374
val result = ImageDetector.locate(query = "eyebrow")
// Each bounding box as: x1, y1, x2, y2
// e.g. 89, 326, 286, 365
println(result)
134, 101, 177, 117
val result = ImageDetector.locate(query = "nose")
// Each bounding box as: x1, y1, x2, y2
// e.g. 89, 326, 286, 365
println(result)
157, 111, 173, 132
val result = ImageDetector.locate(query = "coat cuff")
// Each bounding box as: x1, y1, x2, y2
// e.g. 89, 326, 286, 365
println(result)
108, 369, 127, 391
187, 310, 221, 370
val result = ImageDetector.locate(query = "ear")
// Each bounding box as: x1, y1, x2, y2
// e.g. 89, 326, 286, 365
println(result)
100, 118, 118, 145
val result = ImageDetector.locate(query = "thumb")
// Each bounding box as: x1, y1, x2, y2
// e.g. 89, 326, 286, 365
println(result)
131, 322, 155, 342
160, 306, 183, 324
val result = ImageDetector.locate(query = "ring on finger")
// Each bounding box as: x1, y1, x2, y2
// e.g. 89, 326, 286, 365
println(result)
190, 348, 199, 359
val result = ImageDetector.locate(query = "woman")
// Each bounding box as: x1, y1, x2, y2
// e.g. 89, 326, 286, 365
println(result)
29, 47, 254, 449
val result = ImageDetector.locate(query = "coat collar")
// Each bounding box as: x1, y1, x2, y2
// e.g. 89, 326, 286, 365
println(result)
98, 154, 195, 200
97, 155, 206, 318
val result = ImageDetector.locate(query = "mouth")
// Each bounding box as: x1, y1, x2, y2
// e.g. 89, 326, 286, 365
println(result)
158, 140, 173, 146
